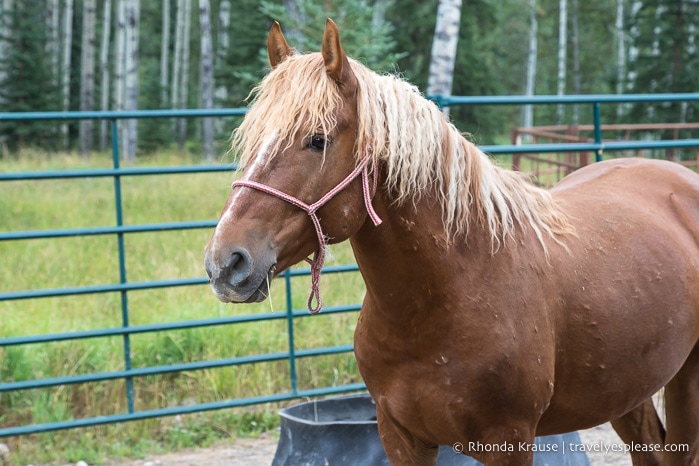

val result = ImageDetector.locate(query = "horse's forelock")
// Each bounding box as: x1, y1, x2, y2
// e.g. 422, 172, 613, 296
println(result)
232, 53, 344, 170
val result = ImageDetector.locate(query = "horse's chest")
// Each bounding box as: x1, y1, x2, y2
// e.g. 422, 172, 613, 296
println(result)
354, 310, 557, 442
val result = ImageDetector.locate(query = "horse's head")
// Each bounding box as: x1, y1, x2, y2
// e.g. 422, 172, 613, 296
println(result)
204, 19, 380, 311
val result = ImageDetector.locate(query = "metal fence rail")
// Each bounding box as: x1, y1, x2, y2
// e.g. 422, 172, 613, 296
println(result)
2, 94, 699, 437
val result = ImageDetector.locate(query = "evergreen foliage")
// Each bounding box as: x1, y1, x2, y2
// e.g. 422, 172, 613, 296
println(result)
0, 1, 61, 153
627, 0, 699, 131
259, 0, 406, 72
217, 0, 269, 106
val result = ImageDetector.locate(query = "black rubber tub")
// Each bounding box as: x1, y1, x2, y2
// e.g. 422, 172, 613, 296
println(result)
272, 393, 590, 466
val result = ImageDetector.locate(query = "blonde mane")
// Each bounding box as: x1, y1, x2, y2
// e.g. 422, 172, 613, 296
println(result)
233, 52, 572, 252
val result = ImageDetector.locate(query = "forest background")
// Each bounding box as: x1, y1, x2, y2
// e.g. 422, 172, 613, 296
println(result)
0, 0, 696, 163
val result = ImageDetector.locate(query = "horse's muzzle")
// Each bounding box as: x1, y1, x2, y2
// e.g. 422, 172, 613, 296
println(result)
204, 246, 275, 303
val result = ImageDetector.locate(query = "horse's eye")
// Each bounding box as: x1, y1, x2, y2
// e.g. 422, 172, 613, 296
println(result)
307, 135, 326, 151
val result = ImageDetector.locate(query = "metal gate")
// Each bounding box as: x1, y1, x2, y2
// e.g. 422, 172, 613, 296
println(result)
2, 94, 699, 437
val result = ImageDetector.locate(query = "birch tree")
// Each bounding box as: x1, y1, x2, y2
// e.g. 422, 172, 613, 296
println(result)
171, 0, 183, 111
282, 0, 305, 45
571, 0, 580, 124
61, 0, 74, 149
79, 0, 97, 157
178, 0, 191, 148
160, 0, 170, 106
523, 0, 538, 132
616, 0, 626, 119
114, 0, 125, 113
99, 0, 112, 151
372, 0, 389, 34
171, 0, 191, 149
214, 0, 229, 109
426, 0, 462, 117
556, 0, 567, 124
0, 0, 14, 95
122, 0, 139, 162
47, 0, 59, 86
199, 0, 214, 161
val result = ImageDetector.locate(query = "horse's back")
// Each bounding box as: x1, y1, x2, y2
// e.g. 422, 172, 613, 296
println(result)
552, 157, 699, 253
552, 157, 699, 198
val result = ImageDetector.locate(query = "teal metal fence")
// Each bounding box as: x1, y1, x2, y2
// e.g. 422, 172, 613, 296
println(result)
2, 94, 699, 438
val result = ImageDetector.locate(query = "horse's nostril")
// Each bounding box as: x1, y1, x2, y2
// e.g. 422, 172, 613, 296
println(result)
227, 249, 253, 285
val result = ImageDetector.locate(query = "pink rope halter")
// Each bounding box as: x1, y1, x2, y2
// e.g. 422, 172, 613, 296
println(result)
231, 154, 382, 313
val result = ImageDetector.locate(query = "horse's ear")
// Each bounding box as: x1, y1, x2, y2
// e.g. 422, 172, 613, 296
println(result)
267, 21, 293, 69
321, 18, 357, 90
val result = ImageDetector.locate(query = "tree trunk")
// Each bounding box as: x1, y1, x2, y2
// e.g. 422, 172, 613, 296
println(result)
61, 0, 74, 149
571, 0, 580, 124
114, 0, 124, 112
122, 0, 139, 162
556, 0, 567, 125
160, 0, 170, 106
282, 0, 304, 45
172, 0, 190, 149
372, 0, 389, 33
99, 0, 112, 151
177, 0, 191, 149
616, 0, 625, 120
523, 0, 538, 134
171, 0, 183, 111
199, 0, 214, 161
214, 0, 229, 137
79, 0, 97, 157
426, 0, 462, 117
0, 0, 15, 96
626, 0, 640, 97
46, 0, 59, 85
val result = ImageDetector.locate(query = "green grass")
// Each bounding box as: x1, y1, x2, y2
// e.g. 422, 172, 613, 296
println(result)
0, 149, 363, 465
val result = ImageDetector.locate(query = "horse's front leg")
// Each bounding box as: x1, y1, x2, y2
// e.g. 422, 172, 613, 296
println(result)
376, 402, 439, 465
376, 401, 537, 466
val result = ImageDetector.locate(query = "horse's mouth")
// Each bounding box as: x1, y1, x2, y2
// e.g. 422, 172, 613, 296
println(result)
209, 263, 275, 304
242, 269, 273, 303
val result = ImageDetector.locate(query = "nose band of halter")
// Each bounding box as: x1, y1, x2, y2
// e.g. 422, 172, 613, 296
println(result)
230, 154, 382, 313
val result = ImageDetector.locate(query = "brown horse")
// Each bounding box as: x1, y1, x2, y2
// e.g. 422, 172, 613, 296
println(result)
204, 19, 699, 465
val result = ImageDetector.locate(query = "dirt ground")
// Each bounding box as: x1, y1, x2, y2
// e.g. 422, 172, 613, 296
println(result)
94, 423, 630, 466
100, 434, 279, 466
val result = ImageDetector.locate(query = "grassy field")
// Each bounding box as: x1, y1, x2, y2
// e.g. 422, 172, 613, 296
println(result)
0, 149, 365, 465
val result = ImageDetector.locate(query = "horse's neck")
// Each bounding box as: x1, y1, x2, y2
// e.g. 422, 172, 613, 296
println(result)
349, 185, 494, 322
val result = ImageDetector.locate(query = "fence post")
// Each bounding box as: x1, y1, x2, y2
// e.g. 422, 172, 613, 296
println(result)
511, 127, 522, 171
284, 270, 298, 396
593, 102, 602, 162
111, 118, 135, 413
